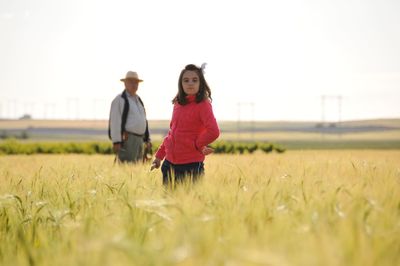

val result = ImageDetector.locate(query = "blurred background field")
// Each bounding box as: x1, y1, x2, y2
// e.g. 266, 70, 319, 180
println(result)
0, 151, 399, 266
1, 118, 400, 150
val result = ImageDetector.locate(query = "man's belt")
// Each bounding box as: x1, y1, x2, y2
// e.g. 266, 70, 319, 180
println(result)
126, 131, 144, 137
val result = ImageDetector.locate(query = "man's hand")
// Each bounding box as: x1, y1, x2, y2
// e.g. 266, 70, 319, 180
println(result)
113, 143, 121, 153
142, 142, 153, 162
145, 141, 152, 150
201, 146, 214, 155
150, 158, 161, 171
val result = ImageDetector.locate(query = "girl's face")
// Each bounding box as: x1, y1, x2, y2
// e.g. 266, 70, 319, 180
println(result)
182, 71, 200, 96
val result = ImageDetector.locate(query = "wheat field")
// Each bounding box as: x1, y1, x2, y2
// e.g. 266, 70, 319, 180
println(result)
0, 151, 399, 266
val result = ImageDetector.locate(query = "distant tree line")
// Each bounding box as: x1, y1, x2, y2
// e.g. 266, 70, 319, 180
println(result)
0, 130, 29, 140
0, 139, 285, 155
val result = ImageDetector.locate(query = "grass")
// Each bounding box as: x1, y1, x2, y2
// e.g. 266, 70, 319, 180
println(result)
0, 151, 399, 265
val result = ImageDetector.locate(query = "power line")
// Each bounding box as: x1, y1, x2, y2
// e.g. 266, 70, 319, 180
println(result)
321, 95, 342, 126
67, 98, 80, 120
237, 102, 255, 141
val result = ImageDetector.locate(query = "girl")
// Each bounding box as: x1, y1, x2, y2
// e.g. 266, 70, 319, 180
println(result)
151, 64, 220, 185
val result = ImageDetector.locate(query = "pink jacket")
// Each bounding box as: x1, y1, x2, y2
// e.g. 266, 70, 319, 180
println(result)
155, 95, 220, 164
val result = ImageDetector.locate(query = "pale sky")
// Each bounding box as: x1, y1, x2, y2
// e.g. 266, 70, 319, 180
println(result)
1, 0, 399, 122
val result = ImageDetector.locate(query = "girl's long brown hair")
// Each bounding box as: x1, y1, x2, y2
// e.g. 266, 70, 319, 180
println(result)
172, 64, 212, 105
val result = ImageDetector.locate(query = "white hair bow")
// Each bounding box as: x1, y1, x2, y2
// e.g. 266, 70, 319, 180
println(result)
200, 63, 207, 74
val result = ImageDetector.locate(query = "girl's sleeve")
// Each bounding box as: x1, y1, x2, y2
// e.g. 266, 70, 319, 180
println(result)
155, 137, 166, 160
195, 100, 220, 149
155, 112, 174, 160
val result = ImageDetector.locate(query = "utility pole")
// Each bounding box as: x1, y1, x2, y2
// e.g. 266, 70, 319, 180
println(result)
338, 95, 342, 125
321, 95, 326, 126
237, 102, 255, 141
67, 98, 79, 120
8, 99, 17, 119
321, 94, 342, 125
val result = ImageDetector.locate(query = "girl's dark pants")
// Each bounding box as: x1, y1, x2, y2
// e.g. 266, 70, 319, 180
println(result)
161, 160, 204, 185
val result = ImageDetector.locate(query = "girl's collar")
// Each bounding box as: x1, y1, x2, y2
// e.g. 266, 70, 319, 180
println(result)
185, 94, 196, 102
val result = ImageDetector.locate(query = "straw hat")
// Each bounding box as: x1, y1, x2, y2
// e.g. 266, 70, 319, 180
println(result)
120, 71, 143, 82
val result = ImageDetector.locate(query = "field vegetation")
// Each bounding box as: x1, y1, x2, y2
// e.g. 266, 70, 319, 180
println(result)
1, 151, 399, 265
0, 140, 285, 155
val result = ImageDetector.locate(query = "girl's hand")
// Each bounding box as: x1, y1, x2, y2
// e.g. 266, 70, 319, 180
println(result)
150, 158, 161, 171
201, 146, 214, 155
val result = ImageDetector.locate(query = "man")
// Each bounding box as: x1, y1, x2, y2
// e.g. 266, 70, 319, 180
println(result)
109, 71, 151, 163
